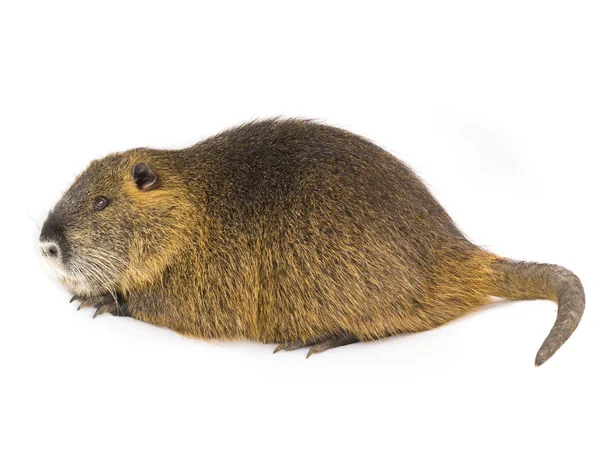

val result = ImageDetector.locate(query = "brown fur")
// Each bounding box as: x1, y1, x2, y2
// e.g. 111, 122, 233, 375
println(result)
40, 118, 585, 365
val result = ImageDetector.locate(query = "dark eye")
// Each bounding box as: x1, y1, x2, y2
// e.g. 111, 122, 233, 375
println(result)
92, 196, 108, 211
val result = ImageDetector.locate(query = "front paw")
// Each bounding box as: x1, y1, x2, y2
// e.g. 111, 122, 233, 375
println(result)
70, 294, 129, 318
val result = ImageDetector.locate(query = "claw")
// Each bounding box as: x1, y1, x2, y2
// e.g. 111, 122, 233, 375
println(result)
306, 334, 360, 358
306, 346, 320, 359
93, 306, 107, 319
273, 342, 293, 353
70, 295, 79, 303
77, 300, 89, 311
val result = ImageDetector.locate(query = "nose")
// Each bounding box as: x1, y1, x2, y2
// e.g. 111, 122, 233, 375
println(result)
40, 241, 61, 259
40, 213, 68, 261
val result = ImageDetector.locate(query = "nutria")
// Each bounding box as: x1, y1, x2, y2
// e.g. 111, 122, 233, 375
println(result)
39, 118, 585, 365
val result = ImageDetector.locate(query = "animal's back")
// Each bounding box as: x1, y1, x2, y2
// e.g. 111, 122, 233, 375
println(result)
178, 119, 499, 342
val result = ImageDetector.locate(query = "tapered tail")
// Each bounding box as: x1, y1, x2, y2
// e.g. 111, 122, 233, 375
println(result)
491, 259, 585, 366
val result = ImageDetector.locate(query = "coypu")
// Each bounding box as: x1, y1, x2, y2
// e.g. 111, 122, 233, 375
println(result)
39, 118, 584, 365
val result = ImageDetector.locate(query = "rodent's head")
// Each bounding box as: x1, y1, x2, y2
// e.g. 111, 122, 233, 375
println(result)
40, 149, 194, 296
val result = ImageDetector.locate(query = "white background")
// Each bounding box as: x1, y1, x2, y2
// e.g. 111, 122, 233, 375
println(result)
1, 1, 598, 448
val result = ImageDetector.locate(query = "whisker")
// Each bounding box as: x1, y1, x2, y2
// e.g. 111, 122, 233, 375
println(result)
26, 212, 41, 231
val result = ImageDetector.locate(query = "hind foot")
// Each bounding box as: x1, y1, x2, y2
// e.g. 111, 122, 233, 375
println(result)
273, 338, 318, 353
70, 294, 129, 318
273, 333, 359, 357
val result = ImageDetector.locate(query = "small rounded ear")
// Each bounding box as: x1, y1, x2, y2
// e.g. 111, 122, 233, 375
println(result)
132, 163, 157, 191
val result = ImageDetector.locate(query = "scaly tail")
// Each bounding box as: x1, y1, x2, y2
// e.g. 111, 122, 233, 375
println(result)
491, 259, 585, 366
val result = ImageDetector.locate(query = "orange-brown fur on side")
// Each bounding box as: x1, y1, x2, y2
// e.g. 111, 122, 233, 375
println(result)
40, 119, 584, 364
